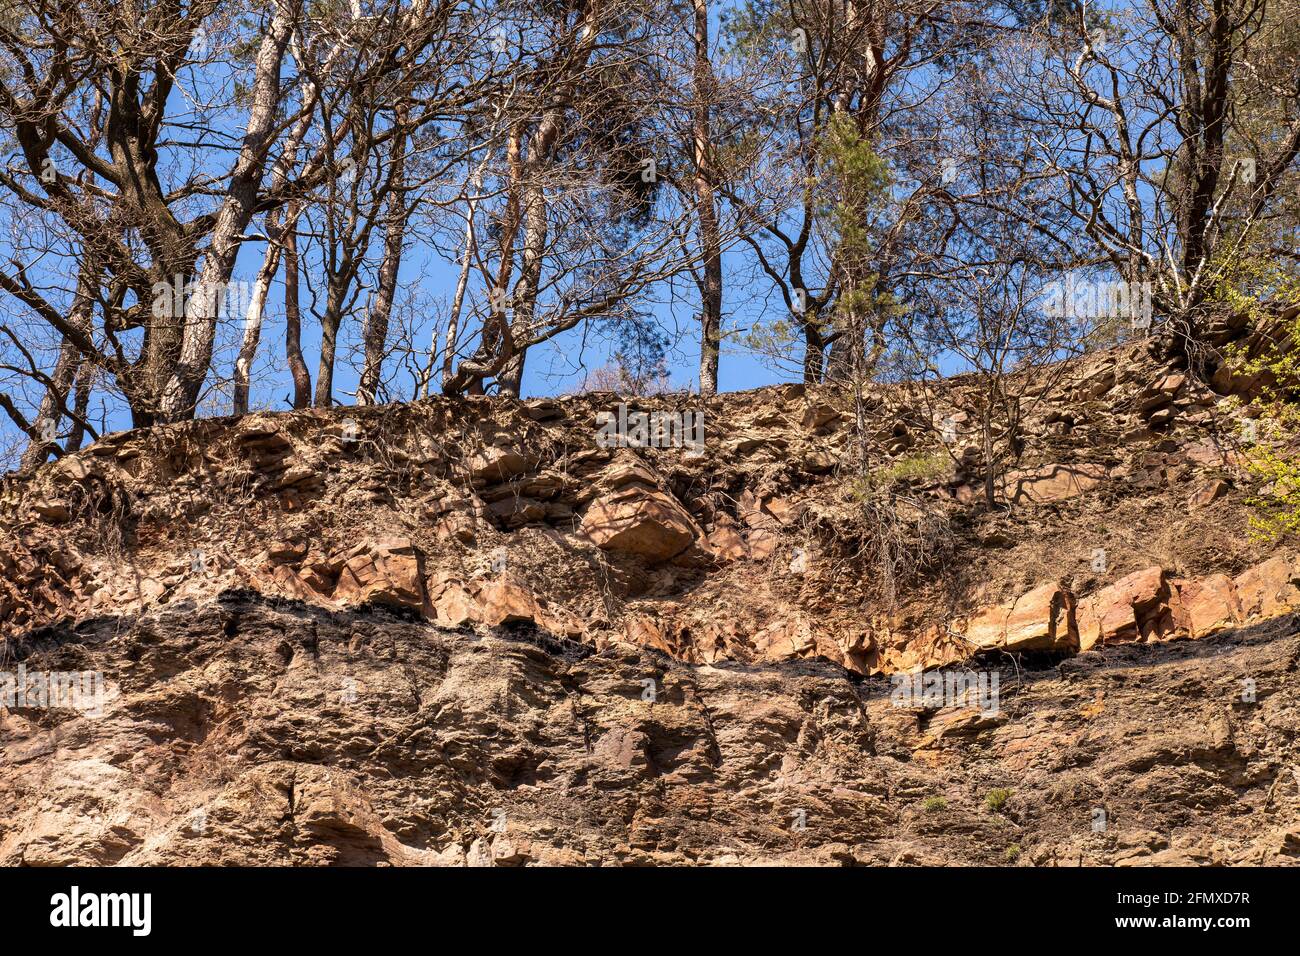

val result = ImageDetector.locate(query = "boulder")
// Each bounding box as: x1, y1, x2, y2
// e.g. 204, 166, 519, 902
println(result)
434, 509, 478, 544
704, 523, 748, 561
265, 564, 327, 605
267, 540, 307, 563
600, 454, 661, 491
754, 612, 874, 673
961, 582, 1076, 652
801, 403, 840, 431
433, 583, 477, 628
477, 576, 539, 626
1171, 574, 1241, 638
745, 528, 780, 560
1233, 555, 1300, 619
332, 538, 427, 611
738, 488, 779, 530
1078, 363, 1116, 399
31, 500, 72, 522
1188, 479, 1229, 509
623, 614, 677, 656
1076, 566, 1176, 651
1007, 463, 1108, 504
487, 497, 546, 528
466, 445, 530, 482
580, 486, 700, 562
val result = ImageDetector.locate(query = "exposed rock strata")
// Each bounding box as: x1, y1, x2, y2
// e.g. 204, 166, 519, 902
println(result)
1, 593, 1296, 866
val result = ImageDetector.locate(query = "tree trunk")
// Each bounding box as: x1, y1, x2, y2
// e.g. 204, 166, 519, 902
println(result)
497, 173, 547, 398
20, 267, 97, 468
433, 160, 487, 396
65, 360, 91, 454
802, 318, 824, 384
283, 223, 311, 409
159, 0, 294, 421
692, 0, 722, 396
1170, 0, 1232, 307
314, 285, 345, 408
498, 107, 559, 399
231, 50, 320, 416
358, 120, 409, 406
826, 328, 855, 382
232, 212, 285, 416
19, 338, 79, 470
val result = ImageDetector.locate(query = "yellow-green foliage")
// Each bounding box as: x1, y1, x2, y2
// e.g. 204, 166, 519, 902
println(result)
849, 450, 950, 498
1211, 254, 1300, 541
985, 788, 1012, 812
1242, 428, 1300, 540
921, 796, 948, 812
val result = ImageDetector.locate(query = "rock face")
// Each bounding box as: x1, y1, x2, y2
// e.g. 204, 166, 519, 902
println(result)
1, 593, 1297, 866
580, 485, 700, 562
3, 340, 1300, 679
1234, 555, 1300, 619
6, 332, 1300, 864
1007, 463, 1109, 504
1172, 574, 1241, 638
1077, 567, 1175, 650
332, 537, 428, 612
962, 582, 1076, 652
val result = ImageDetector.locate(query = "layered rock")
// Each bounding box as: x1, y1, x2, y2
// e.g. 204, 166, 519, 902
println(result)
332, 537, 428, 612
2, 591, 1296, 866
960, 582, 1077, 652
580, 485, 700, 562
1, 332, 1296, 682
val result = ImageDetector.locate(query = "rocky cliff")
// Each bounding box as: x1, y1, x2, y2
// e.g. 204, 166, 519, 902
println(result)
3, 331, 1300, 865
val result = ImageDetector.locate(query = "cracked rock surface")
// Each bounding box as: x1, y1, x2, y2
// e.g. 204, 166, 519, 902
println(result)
2, 593, 1297, 866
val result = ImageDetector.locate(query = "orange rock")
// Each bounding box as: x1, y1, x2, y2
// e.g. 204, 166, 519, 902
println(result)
1171, 573, 1241, 638
535, 606, 585, 640
433, 583, 477, 628
477, 575, 539, 626
332, 538, 427, 611
624, 614, 676, 656
753, 614, 818, 661
580, 486, 700, 562
466, 445, 530, 482
746, 528, 780, 560
1233, 555, 1300, 619
961, 582, 1076, 652
434, 510, 478, 544
704, 524, 748, 561
1188, 479, 1229, 509
764, 497, 798, 525
1076, 566, 1176, 651
1007, 463, 1108, 504
266, 564, 328, 605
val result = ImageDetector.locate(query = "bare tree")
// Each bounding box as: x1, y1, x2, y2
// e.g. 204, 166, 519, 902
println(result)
1001, 1, 1300, 323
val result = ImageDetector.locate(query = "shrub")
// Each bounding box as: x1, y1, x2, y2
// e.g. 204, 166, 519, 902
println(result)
1211, 256, 1300, 541
921, 796, 948, 812
985, 788, 1012, 812
849, 450, 951, 495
